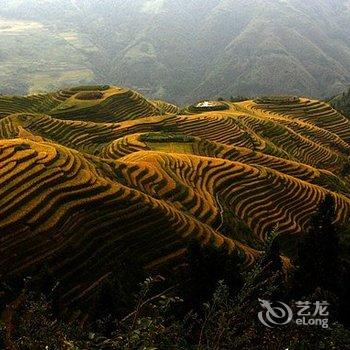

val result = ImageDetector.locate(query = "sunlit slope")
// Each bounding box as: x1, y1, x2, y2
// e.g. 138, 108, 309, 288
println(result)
152, 100, 181, 114
101, 133, 349, 195
49, 86, 162, 122
0, 139, 255, 303
0, 85, 163, 122
2, 98, 349, 174
249, 97, 350, 144
1, 89, 350, 304
1, 138, 349, 302
0, 93, 61, 117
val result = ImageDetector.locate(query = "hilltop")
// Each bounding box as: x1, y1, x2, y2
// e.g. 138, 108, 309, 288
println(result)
1, 85, 350, 309
1, 0, 350, 102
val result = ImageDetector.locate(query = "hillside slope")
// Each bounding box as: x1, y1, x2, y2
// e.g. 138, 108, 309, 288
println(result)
331, 88, 350, 117
0, 0, 350, 102
1, 87, 350, 306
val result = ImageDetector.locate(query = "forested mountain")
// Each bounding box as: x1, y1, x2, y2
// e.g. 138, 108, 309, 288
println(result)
1, 0, 350, 103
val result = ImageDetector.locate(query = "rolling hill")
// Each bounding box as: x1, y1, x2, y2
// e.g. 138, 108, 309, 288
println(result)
1, 85, 350, 308
1, 0, 350, 103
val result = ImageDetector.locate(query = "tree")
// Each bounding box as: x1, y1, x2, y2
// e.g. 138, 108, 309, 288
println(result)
183, 241, 243, 310
292, 195, 340, 296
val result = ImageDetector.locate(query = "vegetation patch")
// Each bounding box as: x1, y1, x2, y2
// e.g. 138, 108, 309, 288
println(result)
140, 132, 195, 143
70, 85, 110, 92
254, 96, 300, 104
75, 91, 104, 100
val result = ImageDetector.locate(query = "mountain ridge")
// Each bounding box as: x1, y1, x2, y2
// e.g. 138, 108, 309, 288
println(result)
1, 0, 350, 103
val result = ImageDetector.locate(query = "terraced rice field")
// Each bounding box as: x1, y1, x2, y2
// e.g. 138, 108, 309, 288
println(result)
1, 89, 350, 306
0, 85, 162, 122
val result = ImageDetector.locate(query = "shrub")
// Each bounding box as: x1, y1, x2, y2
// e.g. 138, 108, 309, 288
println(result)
254, 96, 300, 104
70, 85, 110, 92
291, 195, 340, 296
4, 232, 350, 350
75, 91, 104, 100
140, 132, 195, 143
182, 241, 243, 310
230, 95, 250, 102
